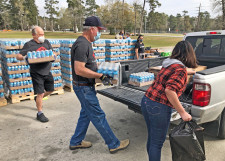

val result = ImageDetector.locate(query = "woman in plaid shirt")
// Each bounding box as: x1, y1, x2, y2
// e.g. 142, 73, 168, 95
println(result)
141, 41, 198, 161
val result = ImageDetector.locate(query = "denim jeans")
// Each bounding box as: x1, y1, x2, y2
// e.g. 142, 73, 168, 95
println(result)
70, 85, 120, 149
141, 95, 172, 161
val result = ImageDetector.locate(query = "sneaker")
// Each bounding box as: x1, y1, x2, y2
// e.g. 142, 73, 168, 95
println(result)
109, 139, 130, 154
69, 140, 92, 150
36, 113, 49, 122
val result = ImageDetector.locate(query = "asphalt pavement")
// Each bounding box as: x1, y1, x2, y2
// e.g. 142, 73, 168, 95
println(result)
0, 86, 225, 161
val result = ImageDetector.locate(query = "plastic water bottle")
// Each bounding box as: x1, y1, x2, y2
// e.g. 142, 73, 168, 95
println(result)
41, 51, 45, 58
32, 51, 37, 59
108, 63, 113, 77
49, 50, 53, 57
45, 50, 49, 57
27, 52, 32, 59
36, 51, 41, 58
113, 71, 118, 80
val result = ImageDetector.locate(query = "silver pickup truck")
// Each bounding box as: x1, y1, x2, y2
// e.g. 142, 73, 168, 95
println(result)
97, 31, 225, 139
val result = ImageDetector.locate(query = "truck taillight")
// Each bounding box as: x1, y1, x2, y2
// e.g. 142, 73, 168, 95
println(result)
206, 31, 221, 35
192, 83, 211, 107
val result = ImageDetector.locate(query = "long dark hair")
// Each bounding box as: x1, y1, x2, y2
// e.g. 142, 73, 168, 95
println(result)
170, 41, 198, 68
137, 35, 143, 42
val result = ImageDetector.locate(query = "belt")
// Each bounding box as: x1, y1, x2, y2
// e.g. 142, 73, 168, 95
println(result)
73, 81, 94, 86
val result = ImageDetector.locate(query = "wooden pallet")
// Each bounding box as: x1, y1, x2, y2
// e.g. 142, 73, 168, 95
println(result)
51, 44, 60, 48
0, 98, 7, 107
128, 80, 153, 87
95, 83, 103, 87
63, 84, 73, 92
7, 69, 29, 75
10, 92, 35, 104
3, 46, 20, 50
50, 88, 64, 96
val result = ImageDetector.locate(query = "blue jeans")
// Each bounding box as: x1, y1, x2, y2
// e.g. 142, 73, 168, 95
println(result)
141, 95, 172, 161
70, 85, 120, 149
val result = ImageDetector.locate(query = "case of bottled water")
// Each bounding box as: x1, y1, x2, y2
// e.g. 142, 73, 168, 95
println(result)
129, 72, 154, 86
97, 62, 120, 80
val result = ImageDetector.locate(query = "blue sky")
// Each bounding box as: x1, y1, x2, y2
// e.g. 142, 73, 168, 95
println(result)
36, 0, 217, 18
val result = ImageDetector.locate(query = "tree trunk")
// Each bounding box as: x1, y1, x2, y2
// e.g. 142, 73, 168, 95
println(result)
21, 15, 24, 31
74, 16, 77, 33
134, 5, 137, 36
51, 19, 54, 32
139, 0, 146, 34
121, 0, 125, 31
222, 0, 225, 29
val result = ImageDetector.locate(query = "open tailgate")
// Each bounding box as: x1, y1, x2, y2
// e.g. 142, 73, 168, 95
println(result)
97, 86, 192, 121
97, 86, 144, 114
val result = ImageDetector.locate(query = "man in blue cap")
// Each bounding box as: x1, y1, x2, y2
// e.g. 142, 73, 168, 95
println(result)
69, 16, 130, 154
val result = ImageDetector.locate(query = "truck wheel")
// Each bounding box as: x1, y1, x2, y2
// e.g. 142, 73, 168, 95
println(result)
218, 108, 225, 139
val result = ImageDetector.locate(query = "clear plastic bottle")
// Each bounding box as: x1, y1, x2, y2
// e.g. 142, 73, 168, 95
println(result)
27, 52, 32, 59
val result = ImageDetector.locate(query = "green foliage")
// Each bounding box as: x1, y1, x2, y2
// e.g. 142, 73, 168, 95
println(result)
67, 0, 85, 32
148, 0, 161, 12
23, 0, 38, 26
44, 0, 59, 31
57, 8, 72, 30
0, 0, 224, 32
85, 0, 99, 16
45, 0, 59, 19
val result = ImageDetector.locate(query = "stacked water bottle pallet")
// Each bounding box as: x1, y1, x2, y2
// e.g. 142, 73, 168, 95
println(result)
60, 40, 75, 92
50, 40, 64, 95
96, 62, 120, 84
128, 72, 155, 87
0, 63, 7, 107
105, 39, 136, 62
0, 45, 35, 104
0, 40, 20, 50
93, 40, 106, 64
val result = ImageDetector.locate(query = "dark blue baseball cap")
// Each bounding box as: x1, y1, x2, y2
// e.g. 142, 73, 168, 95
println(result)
83, 16, 106, 30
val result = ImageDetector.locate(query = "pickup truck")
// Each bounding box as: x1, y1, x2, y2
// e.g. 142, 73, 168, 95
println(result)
97, 31, 225, 139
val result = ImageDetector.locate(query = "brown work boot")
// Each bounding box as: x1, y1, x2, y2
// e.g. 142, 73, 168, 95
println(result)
109, 139, 130, 154
69, 140, 92, 150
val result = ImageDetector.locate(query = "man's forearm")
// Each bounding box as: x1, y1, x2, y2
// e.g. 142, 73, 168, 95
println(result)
76, 67, 102, 79
16, 54, 25, 60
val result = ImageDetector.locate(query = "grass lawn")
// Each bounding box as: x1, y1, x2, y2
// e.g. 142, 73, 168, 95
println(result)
0, 31, 183, 48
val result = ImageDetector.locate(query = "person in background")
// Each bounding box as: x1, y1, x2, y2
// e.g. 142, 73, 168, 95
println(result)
141, 41, 198, 161
119, 30, 124, 37
135, 35, 145, 59
69, 16, 129, 153
125, 32, 131, 40
16, 26, 56, 123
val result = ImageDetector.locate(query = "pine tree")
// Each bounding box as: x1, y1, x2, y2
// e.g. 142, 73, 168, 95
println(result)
23, 0, 38, 27
44, 0, 59, 31
0, 0, 10, 29
67, 0, 84, 32
85, 0, 99, 16
213, 0, 225, 29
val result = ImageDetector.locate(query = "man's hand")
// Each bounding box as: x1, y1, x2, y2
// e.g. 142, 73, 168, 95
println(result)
23, 56, 29, 64
99, 74, 113, 86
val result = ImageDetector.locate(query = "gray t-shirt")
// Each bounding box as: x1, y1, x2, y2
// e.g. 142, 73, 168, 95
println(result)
20, 39, 53, 75
71, 36, 97, 84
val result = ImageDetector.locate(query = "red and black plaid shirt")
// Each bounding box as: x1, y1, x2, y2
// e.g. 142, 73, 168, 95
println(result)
145, 64, 187, 108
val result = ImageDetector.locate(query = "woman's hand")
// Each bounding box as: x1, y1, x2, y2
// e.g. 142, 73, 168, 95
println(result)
180, 111, 192, 121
